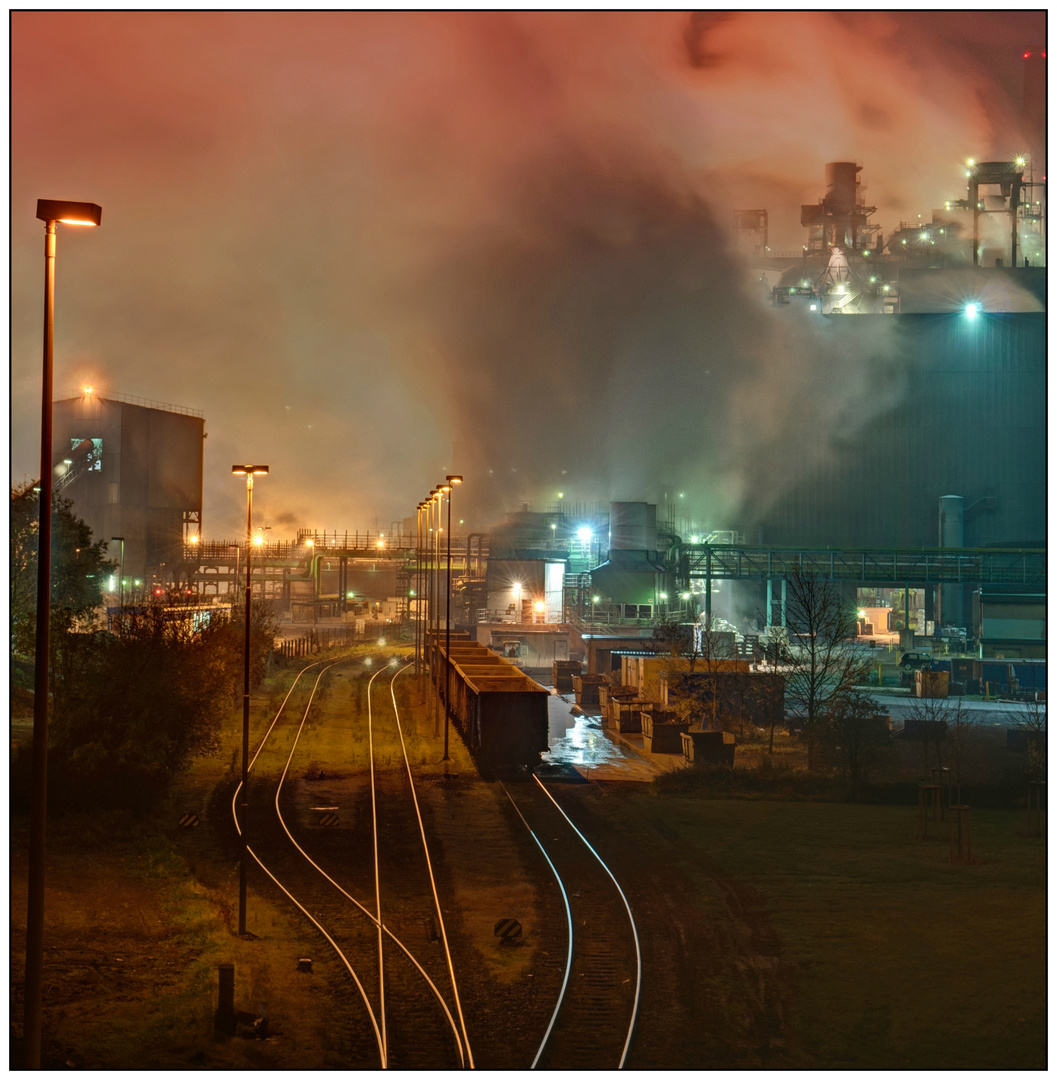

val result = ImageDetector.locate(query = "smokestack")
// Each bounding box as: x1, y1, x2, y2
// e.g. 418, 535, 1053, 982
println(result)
1022, 50, 1046, 175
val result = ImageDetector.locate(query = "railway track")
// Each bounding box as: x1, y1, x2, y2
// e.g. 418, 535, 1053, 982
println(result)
502, 774, 641, 1069
231, 655, 471, 1068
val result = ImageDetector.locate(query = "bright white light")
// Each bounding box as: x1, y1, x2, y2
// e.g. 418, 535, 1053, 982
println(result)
378, 638, 386, 647
577, 527, 592, 542
809, 304, 818, 311
965, 303, 980, 319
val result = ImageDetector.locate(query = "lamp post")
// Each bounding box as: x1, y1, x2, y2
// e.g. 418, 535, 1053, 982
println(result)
443, 475, 463, 761
416, 502, 426, 678
232, 465, 268, 937
25, 198, 101, 1069
433, 485, 450, 745
429, 488, 443, 738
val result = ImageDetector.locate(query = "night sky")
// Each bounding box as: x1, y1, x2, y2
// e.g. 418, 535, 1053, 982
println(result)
10, 10, 1045, 538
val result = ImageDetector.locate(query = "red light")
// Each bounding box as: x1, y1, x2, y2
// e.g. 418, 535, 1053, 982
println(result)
1024, 51, 1031, 58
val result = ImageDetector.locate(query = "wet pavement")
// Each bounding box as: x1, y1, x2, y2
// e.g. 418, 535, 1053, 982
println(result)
540, 691, 685, 782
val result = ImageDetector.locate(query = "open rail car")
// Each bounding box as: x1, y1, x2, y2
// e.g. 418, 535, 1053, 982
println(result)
432, 638, 550, 771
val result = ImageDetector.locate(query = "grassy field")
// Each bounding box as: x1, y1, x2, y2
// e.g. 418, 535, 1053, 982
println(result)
11, 645, 1047, 1069
608, 789, 1047, 1069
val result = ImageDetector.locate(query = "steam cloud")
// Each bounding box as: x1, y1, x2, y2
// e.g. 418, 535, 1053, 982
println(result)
10, 11, 1042, 535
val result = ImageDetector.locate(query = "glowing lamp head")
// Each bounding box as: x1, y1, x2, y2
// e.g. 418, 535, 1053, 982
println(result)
965, 303, 980, 319
533, 600, 546, 614
577, 527, 592, 542
36, 199, 102, 226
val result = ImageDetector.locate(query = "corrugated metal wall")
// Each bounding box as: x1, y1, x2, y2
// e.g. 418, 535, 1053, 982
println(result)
749, 312, 1045, 548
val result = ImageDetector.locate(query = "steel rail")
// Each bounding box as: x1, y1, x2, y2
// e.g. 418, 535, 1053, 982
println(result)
390, 664, 475, 1068
532, 774, 642, 1069
230, 657, 384, 1066
231, 654, 465, 1068
365, 665, 388, 1064
269, 659, 466, 1068
498, 781, 574, 1069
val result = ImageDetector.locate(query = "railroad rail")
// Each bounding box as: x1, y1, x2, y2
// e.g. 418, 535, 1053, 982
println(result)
501, 774, 641, 1068
231, 656, 471, 1068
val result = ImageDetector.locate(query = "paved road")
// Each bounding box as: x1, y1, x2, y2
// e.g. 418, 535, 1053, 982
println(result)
870, 691, 1044, 726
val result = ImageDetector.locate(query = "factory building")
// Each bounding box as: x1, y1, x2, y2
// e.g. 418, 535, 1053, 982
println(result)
744, 308, 1046, 550
51, 392, 204, 588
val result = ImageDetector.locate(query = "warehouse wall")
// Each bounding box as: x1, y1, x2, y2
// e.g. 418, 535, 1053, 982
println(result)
747, 312, 1045, 548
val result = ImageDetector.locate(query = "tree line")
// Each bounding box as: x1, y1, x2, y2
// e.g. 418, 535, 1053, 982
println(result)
10, 485, 277, 809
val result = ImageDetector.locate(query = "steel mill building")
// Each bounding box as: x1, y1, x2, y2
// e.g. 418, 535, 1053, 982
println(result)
50, 392, 204, 588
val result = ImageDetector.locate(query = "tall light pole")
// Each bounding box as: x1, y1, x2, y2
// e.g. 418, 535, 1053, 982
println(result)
443, 475, 463, 761
428, 489, 441, 737
434, 483, 453, 751
231, 465, 268, 937
415, 502, 426, 678
25, 198, 101, 1069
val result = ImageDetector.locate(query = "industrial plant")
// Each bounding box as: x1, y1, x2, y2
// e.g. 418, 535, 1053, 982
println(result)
48, 153, 1045, 687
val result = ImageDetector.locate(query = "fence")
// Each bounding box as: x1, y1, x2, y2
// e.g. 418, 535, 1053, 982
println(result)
273, 624, 407, 661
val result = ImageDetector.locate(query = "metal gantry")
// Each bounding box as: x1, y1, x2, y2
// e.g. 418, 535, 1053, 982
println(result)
678, 543, 1046, 587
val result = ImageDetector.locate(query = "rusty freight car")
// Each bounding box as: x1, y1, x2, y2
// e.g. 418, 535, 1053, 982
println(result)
435, 639, 550, 770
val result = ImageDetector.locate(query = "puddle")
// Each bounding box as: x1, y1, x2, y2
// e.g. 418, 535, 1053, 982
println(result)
542, 694, 645, 770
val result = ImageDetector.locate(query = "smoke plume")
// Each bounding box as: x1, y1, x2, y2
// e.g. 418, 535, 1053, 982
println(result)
10, 11, 1043, 535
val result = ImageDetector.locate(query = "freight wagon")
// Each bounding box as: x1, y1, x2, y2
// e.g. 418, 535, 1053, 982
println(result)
435, 639, 550, 770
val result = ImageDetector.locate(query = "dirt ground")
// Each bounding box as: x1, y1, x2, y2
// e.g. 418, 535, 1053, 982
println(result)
9, 695, 800, 1071
10, 666, 1041, 1070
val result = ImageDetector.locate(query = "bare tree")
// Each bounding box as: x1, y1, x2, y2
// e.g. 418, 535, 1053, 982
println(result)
903, 693, 978, 801
902, 692, 950, 780
1011, 672, 1046, 782
940, 698, 978, 804
826, 692, 890, 799
652, 616, 738, 729
781, 565, 870, 762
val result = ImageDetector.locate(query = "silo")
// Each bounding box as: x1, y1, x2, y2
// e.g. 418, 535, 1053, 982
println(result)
938, 495, 965, 629
608, 502, 657, 553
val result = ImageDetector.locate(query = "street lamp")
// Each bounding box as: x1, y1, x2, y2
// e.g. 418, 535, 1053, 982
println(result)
231, 464, 268, 937
429, 490, 446, 743
25, 198, 101, 1068
417, 501, 428, 679
443, 475, 462, 761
